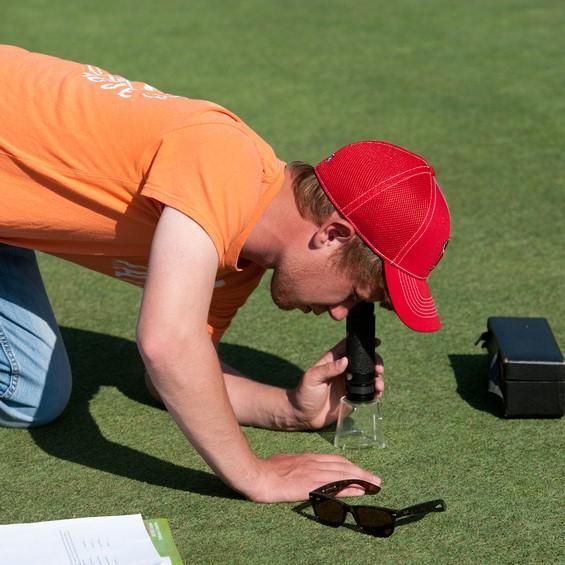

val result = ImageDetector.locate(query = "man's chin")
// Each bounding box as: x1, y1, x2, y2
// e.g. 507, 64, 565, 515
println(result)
271, 282, 309, 312
271, 293, 291, 311
276, 302, 311, 314
273, 300, 296, 312
271, 293, 306, 313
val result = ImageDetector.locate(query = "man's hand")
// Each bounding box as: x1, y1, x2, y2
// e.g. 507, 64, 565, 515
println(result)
248, 453, 381, 503
288, 339, 384, 430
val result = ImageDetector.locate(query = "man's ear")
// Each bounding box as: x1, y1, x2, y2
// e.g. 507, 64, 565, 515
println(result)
312, 217, 356, 249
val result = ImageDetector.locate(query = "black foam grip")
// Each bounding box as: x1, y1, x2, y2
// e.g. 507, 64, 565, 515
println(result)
346, 302, 376, 402
346, 302, 375, 375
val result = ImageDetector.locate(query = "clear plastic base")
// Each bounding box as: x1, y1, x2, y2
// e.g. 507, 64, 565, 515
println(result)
334, 396, 386, 449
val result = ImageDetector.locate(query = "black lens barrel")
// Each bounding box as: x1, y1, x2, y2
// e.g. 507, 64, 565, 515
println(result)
346, 302, 376, 402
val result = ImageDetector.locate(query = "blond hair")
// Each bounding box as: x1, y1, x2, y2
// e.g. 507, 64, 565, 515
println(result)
289, 160, 384, 291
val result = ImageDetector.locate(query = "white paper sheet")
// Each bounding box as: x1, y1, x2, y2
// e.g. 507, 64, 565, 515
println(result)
0, 514, 171, 565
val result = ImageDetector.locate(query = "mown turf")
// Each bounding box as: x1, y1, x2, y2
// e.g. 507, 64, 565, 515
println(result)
1, 1, 564, 563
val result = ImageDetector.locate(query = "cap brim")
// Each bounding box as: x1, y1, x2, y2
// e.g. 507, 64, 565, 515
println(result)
384, 262, 441, 332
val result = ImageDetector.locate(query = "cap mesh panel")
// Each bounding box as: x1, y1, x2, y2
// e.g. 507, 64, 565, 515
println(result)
353, 177, 430, 260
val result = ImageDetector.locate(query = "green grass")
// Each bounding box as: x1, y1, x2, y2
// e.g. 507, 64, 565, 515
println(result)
1, 1, 564, 563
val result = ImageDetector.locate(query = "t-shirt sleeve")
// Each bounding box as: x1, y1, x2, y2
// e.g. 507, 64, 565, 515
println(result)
207, 262, 266, 345
140, 122, 266, 342
140, 123, 263, 266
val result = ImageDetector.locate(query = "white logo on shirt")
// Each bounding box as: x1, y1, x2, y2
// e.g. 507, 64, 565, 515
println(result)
112, 260, 148, 285
81, 65, 181, 100
111, 259, 226, 289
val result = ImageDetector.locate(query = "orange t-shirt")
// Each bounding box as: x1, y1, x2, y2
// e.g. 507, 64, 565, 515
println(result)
0, 45, 285, 342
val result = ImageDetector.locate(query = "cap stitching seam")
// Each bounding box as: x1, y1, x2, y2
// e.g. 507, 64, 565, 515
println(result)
394, 180, 437, 264
401, 273, 437, 317
342, 165, 431, 215
404, 275, 434, 309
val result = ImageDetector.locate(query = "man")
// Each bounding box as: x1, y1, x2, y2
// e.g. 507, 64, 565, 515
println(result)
0, 46, 450, 503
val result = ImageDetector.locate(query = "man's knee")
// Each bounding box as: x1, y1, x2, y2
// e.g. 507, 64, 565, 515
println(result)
0, 244, 72, 428
0, 328, 72, 428
0, 369, 72, 428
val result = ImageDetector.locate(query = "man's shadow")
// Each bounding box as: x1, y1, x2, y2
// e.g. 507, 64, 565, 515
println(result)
29, 327, 302, 498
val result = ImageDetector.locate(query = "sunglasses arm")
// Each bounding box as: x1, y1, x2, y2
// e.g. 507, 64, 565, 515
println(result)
313, 479, 381, 497
396, 499, 446, 518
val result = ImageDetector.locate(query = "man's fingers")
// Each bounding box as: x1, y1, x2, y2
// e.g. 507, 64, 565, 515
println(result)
310, 356, 348, 383
375, 353, 384, 377
375, 374, 385, 397
318, 338, 381, 370
335, 486, 373, 497
294, 453, 381, 486
329, 338, 347, 359
314, 339, 347, 366
313, 463, 378, 481
254, 453, 381, 502
311, 350, 383, 386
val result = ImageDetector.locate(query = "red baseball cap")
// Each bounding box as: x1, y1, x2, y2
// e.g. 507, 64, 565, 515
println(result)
314, 141, 451, 332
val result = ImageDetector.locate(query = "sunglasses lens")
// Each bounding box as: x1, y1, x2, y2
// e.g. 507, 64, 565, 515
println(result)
355, 507, 394, 535
313, 499, 346, 526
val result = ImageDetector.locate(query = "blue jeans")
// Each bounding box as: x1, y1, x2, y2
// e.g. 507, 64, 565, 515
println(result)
0, 244, 71, 427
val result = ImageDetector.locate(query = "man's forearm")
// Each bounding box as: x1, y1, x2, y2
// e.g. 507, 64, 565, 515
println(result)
144, 361, 300, 430
142, 336, 264, 498
220, 361, 301, 430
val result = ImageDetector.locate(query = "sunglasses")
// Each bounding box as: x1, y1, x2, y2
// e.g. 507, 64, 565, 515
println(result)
309, 480, 446, 537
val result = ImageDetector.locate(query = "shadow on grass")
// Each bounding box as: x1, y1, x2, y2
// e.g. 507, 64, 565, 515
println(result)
449, 353, 502, 416
316, 424, 338, 446
29, 328, 305, 498
219, 342, 341, 447
218, 342, 303, 389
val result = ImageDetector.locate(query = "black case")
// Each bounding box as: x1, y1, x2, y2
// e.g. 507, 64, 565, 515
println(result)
478, 317, 565, 418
